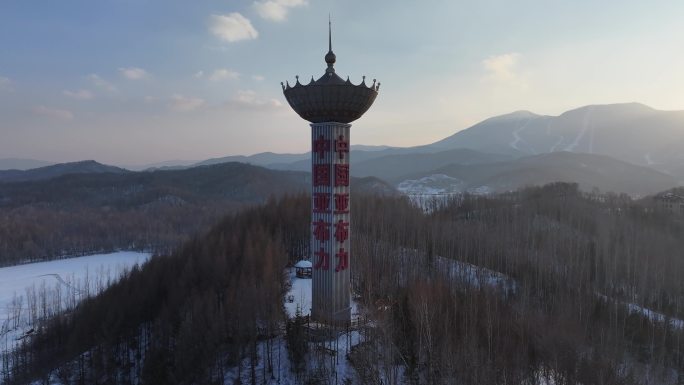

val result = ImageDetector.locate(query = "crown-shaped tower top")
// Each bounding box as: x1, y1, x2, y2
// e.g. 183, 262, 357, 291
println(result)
282, 18, 379, 124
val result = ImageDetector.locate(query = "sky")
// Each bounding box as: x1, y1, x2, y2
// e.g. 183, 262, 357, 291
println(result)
1, 0, 684, 166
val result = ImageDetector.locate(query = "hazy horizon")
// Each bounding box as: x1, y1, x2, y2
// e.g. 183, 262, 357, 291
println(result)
2, 0, 684, 164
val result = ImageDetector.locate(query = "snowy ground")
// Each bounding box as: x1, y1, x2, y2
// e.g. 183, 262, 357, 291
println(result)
284, 268, 312, 318
222, 268, 367, 384
396, 174, 494, 212
284, 268, 362, 321
1, 251, 150, 367
435, 256, 517, 294
625, 302, 684, 329
397, 174, 465, 196
597, 294, 684, 330
222, 329, 364, 385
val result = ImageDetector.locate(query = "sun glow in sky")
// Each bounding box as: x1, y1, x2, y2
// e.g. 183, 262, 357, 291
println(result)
1, 0, 684, 166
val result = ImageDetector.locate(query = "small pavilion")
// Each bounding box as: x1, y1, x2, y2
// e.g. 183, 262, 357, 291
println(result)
294, 260, 313, 278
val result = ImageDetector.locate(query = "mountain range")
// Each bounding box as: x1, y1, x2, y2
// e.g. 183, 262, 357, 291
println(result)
2, 103, 682, 196
0, 162, 395, 210
430, 103, 684, 171
395, 151, 676, 197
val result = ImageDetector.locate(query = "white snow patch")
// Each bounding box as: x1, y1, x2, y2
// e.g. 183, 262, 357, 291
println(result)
625, 302, 684, 329
509, 117, 536, 154
435, 256, 517, 294
397, 174, 465, 196
467, 185, 494, 195
284, 268, 361, 322
565, 106, 593, 152
222, 329, 364, 385
285, 268, 312, 318
549, 135, 565, 152
223, 269, 369, 384
644, 153, 655, 165
1, 251, 150, 367
597, 294, 684, 329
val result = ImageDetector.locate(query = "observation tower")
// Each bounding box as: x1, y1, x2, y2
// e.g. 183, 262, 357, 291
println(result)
282, 20, 379, 324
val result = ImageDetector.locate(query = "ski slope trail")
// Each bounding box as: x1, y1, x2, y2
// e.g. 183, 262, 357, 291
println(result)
565, 106, 593, 152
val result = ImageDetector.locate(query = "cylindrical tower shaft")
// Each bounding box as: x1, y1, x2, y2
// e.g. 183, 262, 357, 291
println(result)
310, 122, 351, 324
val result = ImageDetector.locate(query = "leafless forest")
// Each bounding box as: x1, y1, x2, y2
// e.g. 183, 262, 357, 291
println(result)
3, 183, 684, 384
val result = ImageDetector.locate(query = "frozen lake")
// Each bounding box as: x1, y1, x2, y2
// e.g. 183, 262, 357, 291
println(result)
1, 251, 150, 354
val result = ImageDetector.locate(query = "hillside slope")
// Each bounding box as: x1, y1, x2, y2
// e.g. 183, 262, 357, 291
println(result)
396, 151, 676, 196
429, 103, 684, 176
0, 162, 394, 266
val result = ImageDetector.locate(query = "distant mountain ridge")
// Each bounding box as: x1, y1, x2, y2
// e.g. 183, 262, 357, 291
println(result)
6, 103, 683, 194
0, 162, 396, 209
396, 151, 676, 197
185, 103, 684, 185
429, 103, 684, 175
0, 160, 128, 183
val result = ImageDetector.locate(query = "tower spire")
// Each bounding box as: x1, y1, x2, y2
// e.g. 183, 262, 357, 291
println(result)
324, 15, 336, 72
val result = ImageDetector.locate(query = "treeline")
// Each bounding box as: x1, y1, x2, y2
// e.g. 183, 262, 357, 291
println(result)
0, 203, 243, 266
4, 194, 309, 384
0, 162, 392, 267
5, 183, 684, 384
0, 162, 310, 266
351, 183, 684, 384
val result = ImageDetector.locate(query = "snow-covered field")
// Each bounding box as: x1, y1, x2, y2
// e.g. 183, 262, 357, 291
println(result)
1, 251, 150, 362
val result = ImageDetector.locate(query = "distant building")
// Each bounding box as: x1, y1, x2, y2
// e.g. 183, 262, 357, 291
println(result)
655, 192, 684, 214
282, 20, 379, 325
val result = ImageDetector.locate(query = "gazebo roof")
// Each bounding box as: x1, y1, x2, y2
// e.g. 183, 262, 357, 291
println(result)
294, 260, 313, 269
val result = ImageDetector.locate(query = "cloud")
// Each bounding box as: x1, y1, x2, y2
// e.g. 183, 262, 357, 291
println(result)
210, 13, 258, 42
231, 89, 282, 109
252, 75, 265, 81
170, 94, 205, 112
209, 69, 241, 82
193, 71, 204, 79
119, 67, 149, 80
254, 0, 307, 22
482, 53, 527, 88
33, 106, 74, 120
63, 89, 94, 100
87, 74, 116, 92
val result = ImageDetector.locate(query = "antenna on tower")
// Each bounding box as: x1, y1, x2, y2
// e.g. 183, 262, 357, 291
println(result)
328, 14, 332, 52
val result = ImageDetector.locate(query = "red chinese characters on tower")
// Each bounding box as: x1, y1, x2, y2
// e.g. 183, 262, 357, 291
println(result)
314, 247, 329, 270
313, 164, 330, 187
334, 164, 349, 187
335, 247, 349, 272
313, 193, 330, 213
335, 135, 349, 160
334, 220, 349, 243
334, 193, 349, 213
313, 135, 330, 159
313, 219, 330, 241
